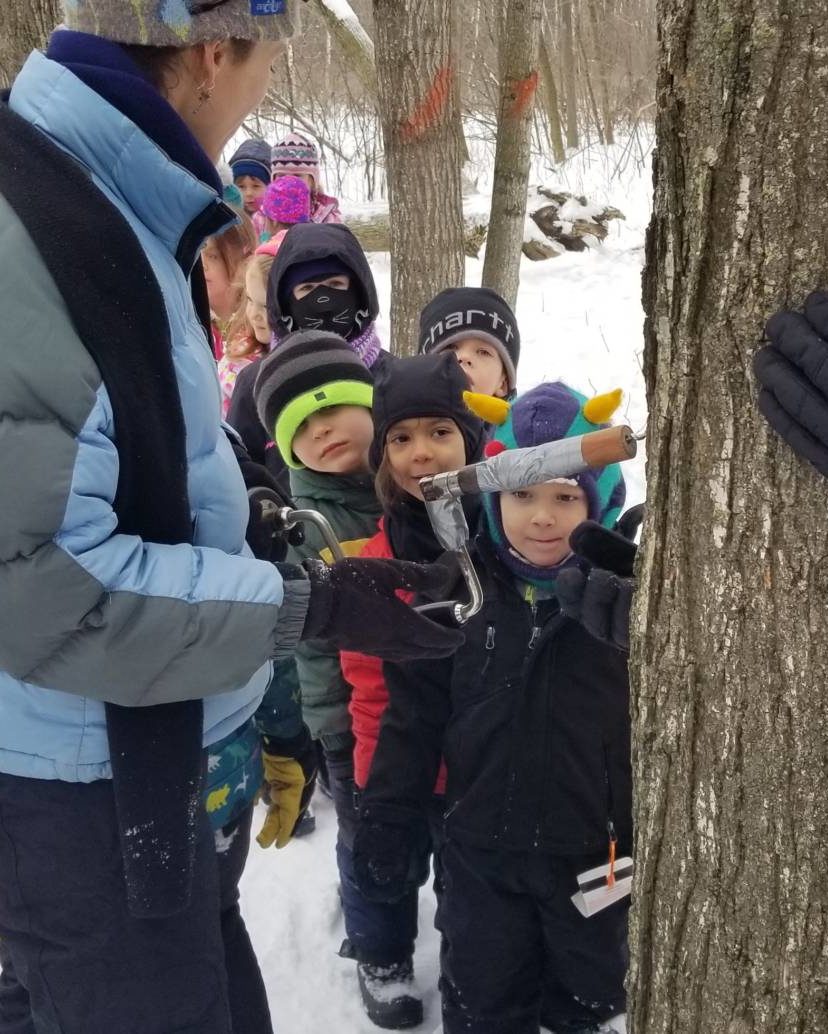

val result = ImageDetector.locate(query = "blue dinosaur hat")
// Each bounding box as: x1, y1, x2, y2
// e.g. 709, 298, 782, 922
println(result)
478, 381, 626, 588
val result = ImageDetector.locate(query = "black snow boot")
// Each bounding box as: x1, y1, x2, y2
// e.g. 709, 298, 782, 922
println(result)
357, 958, 423, 1030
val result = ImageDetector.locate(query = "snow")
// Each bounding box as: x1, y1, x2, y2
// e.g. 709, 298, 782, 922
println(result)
241, 136, 651, 1031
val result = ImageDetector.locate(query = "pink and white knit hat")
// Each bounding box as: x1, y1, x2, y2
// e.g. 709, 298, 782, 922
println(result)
271, 133, 321, 185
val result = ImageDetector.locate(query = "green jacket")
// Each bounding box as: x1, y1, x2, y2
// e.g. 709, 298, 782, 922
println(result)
288, 467, 382, 747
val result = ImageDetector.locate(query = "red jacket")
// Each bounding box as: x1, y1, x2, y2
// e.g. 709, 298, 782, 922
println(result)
341, 520, 446, 793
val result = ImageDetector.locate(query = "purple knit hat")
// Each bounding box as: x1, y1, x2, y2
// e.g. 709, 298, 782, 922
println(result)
482, 381, 627, 588
260, 175, 311, 225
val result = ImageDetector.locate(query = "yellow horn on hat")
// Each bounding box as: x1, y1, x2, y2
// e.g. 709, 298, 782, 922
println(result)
583, 388, 623, 425
463, 391, 511, 426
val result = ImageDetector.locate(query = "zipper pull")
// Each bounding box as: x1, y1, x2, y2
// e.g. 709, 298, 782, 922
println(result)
485, 625, 496, 651
606, 821, 618, 888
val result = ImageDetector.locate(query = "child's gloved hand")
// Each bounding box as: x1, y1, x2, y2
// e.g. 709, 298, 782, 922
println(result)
257, 725, 318, 849
352, 803, 431, 903
247, 486, 304, 561
300, 557, 464, 660
754, 290, 828, 476
556, 510, 641, 652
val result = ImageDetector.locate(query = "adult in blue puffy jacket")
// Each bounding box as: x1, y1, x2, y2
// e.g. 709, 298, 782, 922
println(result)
0, 4, 460, 1032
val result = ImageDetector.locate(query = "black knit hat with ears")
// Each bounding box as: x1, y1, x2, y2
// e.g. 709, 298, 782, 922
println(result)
418, 286, 520, 393
369, 352, 485, 471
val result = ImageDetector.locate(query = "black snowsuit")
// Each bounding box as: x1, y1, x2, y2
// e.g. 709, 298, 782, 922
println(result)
362, 539, 632, 1033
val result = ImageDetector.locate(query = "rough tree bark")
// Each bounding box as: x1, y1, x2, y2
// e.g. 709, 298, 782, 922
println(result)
372, 0, 464, 355
480, 0, 543, 309
630, 3, 828, 1033
0, 0, 60, 88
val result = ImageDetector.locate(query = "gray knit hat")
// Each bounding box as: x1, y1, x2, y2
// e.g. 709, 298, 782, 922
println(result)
62, 0, 301, 47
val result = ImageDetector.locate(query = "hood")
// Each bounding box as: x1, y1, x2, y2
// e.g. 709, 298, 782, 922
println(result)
266, 222, 379, 334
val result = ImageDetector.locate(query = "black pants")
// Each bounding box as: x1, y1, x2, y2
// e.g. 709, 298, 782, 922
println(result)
0, 773, 271, 1034
437, 841, 628, 1034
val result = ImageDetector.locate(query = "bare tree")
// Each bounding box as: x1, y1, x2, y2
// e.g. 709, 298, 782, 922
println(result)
0, 0, 60, 88
560, 0, 579, 148
480, 0, 543, 308
539, 27, 566, 164
631, 2, 828, 1032
372, 0, 465, 355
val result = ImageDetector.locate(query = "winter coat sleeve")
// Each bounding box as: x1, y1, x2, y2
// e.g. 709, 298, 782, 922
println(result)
288, 530, 353, 745
360, 655, 453, 812
0, 196, 309, 707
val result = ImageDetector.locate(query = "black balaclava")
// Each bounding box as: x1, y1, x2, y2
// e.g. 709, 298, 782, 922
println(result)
280, 257, 366, 340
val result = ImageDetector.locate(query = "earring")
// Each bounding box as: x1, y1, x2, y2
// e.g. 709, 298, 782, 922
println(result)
192, 80, 213, 116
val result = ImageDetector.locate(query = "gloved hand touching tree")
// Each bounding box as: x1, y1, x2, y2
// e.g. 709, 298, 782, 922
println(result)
257, 724, 318, 849
556, 505, 643, 652
754, 289, 828, 476
352, 803, 431, 903
298, 556, 465, 661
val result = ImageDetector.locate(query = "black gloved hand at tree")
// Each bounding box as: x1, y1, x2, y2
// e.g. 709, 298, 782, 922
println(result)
352, 803, 431, 903
301, 556, 464, 661
754, 289, 828, 477
556, 511, 641, 652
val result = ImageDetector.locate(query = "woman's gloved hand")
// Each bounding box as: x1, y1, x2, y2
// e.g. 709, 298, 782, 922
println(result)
257, 725, 318, 849
353, 803, 431, 903
556, 508, 641, 652
754, 290, 828, 476
300, 557, 464, 660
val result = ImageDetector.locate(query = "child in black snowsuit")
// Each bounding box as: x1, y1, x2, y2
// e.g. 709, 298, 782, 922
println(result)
355, 381, 633, 1034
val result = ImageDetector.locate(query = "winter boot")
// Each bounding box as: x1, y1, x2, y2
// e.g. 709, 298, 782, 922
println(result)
357, 958, 423, 1030
292, 805, 316, 837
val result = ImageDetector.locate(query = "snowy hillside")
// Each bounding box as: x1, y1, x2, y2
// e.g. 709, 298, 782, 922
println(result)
241, 136, 652, 1033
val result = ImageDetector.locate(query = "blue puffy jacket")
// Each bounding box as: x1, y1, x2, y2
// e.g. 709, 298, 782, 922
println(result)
0, 52, 308, 784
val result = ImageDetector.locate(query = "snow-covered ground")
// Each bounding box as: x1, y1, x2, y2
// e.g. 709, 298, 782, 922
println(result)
241, 136, 652, 1032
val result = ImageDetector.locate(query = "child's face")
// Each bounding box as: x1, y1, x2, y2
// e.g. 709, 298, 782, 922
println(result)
273, 171, 316, 192
499, 481, 589, 567
291, 273, 350, 299
245, 267, 271, 345
292, 406, 374, 474
385, 417, 467, 500
201, 241, 232, 315
450, 338, 508, 398
235, 175, 268, 215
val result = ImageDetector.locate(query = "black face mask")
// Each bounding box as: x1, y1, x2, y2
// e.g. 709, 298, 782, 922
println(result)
287, 284, 365, 339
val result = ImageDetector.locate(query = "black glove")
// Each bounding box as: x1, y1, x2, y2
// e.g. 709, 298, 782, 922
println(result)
224, 431, 305, 560
556, 515, 639, 651
754, 290, 828, 476
352, 803, 431, 903
301, 557, 465, 661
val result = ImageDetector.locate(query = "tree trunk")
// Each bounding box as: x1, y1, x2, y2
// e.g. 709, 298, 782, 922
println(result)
373, 0, 465, 356
539, 28, 566, 165
0, 0, 60, 88
586, 0, 614, 145
630, 3, 828, 1033
480, 0, 543, 309
560, 0, 579, 149
309, 0, 377, 95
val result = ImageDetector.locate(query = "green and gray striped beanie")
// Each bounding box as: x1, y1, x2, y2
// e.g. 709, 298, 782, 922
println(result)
253, 331, 373, 469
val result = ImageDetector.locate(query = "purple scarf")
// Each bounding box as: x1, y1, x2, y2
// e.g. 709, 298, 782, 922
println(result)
271, 321, 383, 369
